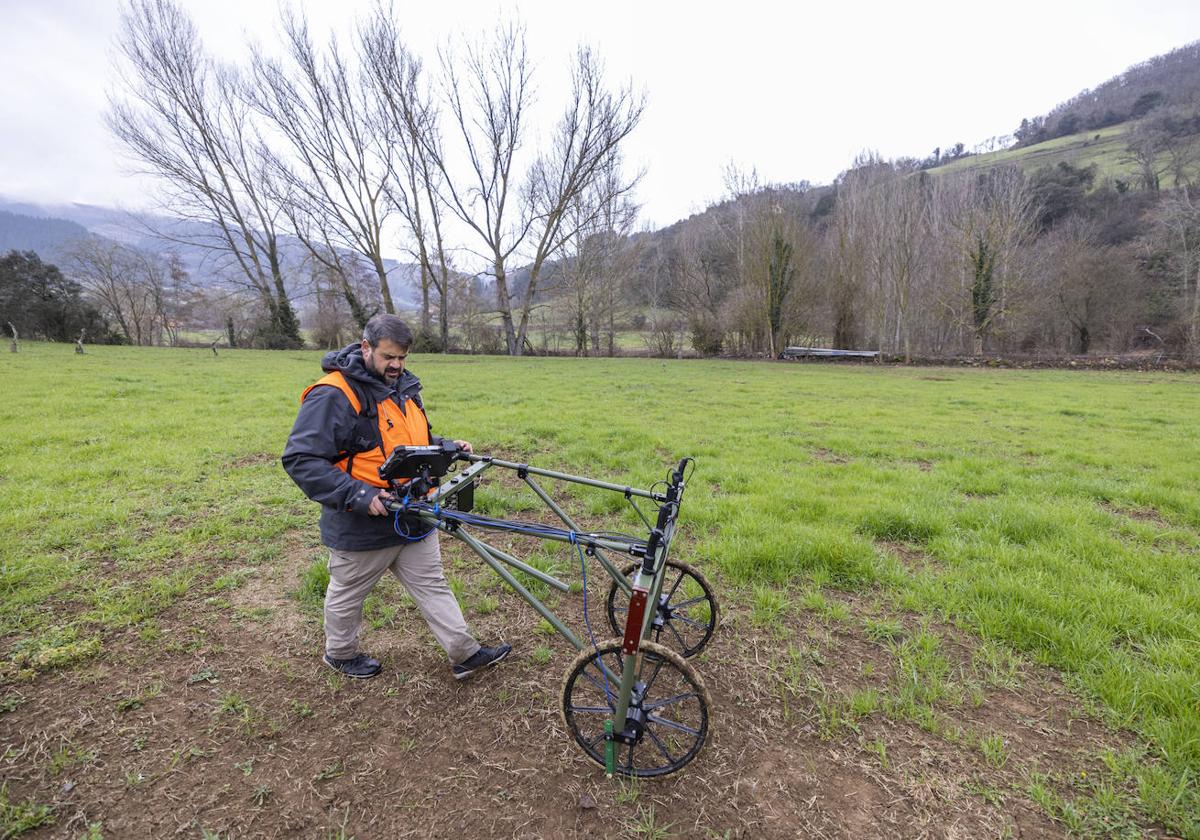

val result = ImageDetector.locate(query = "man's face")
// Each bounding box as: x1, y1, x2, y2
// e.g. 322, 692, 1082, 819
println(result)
361, 338, 409, 385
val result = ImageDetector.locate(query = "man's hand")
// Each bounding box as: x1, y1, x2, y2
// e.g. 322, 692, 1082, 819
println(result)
368, 490, 394, 516
454, 439, 474, 454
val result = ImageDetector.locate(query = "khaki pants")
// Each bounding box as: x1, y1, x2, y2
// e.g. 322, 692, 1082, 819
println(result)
324, 534, 479, 664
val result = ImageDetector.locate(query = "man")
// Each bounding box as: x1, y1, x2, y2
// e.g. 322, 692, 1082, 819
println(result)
283, 314, 510, 680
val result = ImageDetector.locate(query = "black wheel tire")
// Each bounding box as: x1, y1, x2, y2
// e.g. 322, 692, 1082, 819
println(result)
605, 560, 719, 658
560, 638, 711, 778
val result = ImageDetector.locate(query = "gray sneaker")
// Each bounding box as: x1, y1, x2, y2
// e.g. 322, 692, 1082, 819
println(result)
323, 653, 382, 679
452, 643, 512, 680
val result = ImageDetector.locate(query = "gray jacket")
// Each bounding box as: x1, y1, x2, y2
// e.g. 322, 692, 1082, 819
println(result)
282, 344, 432, 551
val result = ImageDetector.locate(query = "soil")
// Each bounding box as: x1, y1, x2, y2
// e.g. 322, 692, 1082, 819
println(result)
0, 533, 1172, 839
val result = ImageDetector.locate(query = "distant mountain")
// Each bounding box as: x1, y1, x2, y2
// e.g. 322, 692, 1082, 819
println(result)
0, 209, 92, 260
0, 195, 422, 308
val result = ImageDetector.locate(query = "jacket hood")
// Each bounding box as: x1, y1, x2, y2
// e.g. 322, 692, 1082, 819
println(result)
320, 343, 421, 399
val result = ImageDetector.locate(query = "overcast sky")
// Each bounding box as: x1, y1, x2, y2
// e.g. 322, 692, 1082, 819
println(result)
2, 0, 1199, 231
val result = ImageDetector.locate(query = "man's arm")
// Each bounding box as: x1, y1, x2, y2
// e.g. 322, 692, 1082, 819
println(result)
282, 386, 381, 516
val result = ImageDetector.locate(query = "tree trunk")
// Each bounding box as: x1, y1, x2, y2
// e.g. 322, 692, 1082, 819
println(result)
437, 267, 450, 352
494, 262, 518, 355
373, 256, 395, 315
415, 241, 433, 335
342, 281, 370, 330
420, 267, 431, 334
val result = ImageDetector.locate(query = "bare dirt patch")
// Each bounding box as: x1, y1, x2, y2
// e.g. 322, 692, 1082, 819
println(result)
230, 452, 279, 468
877, 540, 942, 574
813, 448, 851, 464
0, 536, 1171, 838
1098, 500, 1170, 527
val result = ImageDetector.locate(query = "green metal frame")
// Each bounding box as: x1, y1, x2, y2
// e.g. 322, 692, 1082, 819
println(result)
389, 454, 693, 750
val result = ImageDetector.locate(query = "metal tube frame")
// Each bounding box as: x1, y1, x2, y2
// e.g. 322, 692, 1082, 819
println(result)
387, 454, 692, 736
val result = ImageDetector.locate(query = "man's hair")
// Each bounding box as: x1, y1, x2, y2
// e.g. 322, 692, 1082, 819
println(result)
362, 314, 413, 349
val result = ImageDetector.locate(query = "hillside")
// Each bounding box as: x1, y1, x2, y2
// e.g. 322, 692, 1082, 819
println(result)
0, 196, 422, 308
924, 40, 1200, 187
1013, 40, 1200, 147
929, 124, 1136, 181
926, 118, 1200, 191
0, 209, 92, 261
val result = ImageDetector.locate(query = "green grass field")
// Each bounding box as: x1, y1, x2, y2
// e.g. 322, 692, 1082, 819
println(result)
931, 125, 1134, 181
2, 343, 1199, 835
930, 122, 1200, 187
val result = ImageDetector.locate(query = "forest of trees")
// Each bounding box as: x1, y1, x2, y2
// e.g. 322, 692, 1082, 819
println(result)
99, 0, 642, 355
623, 157, 1199, 361
4, 3, 1198, 362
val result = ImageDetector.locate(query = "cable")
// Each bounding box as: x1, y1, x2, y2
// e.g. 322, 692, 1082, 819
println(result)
572, 532, 613, 706
392, 492, 436, 541
403, 502, 644, 551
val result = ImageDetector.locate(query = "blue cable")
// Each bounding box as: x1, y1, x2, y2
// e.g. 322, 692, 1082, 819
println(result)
392, 490, 435, 541
398, 499, 621, 703
572, 532, 613, 706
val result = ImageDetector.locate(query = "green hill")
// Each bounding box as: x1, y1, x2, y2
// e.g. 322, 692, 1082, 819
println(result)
926, 40, 1200, 187
928, 121, 1200, 189
931, 124, 1130, 179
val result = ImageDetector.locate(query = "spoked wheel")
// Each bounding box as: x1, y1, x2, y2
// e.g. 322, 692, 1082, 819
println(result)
560, 639, 710, 778
606, 560, 719, 658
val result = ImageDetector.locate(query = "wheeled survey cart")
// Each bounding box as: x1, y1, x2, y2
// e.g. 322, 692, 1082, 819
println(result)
381, 444, 719, 777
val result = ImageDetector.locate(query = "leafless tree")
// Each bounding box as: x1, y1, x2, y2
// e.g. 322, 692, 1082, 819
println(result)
717, 166, 813, 355
831, 153, 895, 353
360, 7, 454, 347
160, 253, 195, 346
67, 238, 139, 344
642, 249, 684, 358
66, 237, 169, 345
937, 167, 1039, 354
1152, 188, 1200, 357
136, 248, 172, 345
419, 22, 530, 353
839, 156, 926, 361
249, 10, 397, 320
559, 155, 640, 355
673, 216, 729, 355
426, 26, 643, 355
1149, 107, 1200, 189
308, 258, 358, 349
590, 226, 642, 356
747, 199, 814, 356
826, 177, 867, 350
1039, 217, 1143, 353
108, 0, 302, 348
1122, 119, 1172, 192
883, 177, 917, 360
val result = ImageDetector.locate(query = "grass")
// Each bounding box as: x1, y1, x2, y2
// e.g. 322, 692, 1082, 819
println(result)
929, 120, 1200, 190
1, 343, 1199, 833
931, 124, 1131, 180
0, 784, 54, 836
929, 121, 1175, 185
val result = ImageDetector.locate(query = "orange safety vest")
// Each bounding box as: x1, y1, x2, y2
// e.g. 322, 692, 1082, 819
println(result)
301, 371, 430, 488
